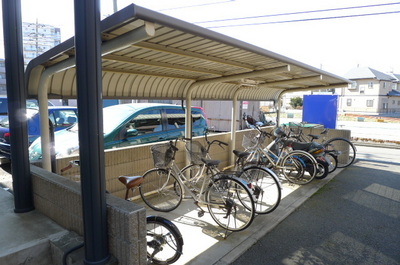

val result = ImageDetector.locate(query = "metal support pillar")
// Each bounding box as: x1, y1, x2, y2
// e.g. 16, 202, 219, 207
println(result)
2, 0, 34, 213
74, 0, 110, 264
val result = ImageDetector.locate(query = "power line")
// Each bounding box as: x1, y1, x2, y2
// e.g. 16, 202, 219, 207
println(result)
195, 2, 400, 24
158, 0, 235, 11
205, 10, 400, 28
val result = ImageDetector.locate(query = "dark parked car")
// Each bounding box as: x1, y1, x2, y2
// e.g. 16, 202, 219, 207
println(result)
29, 103, 208, 160
0, 96, 54, 122
0, 106, 78, 159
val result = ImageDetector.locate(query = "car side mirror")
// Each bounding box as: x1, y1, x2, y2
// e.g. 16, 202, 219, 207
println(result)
125, 128, 138, 138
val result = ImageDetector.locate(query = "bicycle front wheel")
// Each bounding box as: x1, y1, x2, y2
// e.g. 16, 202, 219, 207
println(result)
324, 138, 356, 168
324, 152, 338, 173
147, 216, 183, 264
206, 175, 255, 231
140, 168, 182, 212
239, 166, 281, 214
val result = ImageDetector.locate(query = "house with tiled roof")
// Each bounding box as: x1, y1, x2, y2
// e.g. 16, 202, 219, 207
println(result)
336, 67, 400, 114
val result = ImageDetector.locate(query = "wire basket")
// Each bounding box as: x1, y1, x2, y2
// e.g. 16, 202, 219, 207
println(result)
288, 122, 302, 135
185, 141, 207, 165
150, 143, 174, 168
242, 131, 262, 150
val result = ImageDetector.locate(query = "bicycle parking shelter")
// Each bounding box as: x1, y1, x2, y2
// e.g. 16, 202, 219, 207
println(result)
5, 3, 351, 264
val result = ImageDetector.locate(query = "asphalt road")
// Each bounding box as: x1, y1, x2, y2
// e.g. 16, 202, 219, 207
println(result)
232, 145, 400, 265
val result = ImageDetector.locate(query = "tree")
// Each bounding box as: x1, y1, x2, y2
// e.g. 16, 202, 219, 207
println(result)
289, 97, 303, 109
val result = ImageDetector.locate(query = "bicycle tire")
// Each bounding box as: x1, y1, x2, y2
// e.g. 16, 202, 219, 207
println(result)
140, 168, 182, 212
280, 150, 316, 185
239, 166, 281, 214
324, 152, 338, 173
324, 138, 356, 168
146, 216, 184, 264
313, 158, 330, 179
205, 175, 255, 231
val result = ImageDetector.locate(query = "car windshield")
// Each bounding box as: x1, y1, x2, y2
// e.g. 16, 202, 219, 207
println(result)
65, 106, 136, 134
103, 106, 135, 134
0, 108, 38, 127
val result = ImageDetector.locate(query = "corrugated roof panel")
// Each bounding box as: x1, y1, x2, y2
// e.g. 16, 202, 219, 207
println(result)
26, 4, 350, 102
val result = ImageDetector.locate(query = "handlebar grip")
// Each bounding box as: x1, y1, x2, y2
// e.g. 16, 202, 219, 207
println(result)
219, 141, 228, 146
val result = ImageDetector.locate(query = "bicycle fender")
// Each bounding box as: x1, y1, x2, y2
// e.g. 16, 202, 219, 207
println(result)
147, 215, 184, 245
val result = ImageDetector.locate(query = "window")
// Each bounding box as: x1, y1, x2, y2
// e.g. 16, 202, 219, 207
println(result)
165, 109, 186, 130
50, 109, 78, 129
129, 110, 161, 135
368, 82, 374, 88
382, 103, 388, 110
359, 85, 366, 94
348, 81, 357, 89
398, 100, 400, 106
346, 99, 352, 106
366, 100, 374, 107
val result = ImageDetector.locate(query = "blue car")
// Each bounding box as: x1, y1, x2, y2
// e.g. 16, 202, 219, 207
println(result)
0, 106, 78, 159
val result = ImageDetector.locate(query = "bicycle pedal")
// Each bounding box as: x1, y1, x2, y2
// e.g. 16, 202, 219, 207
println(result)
198, 210, 205, 218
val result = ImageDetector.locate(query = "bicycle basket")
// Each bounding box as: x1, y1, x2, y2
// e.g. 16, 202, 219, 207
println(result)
185, 141, 207, 165
288, 122, 301, 135
150, 143, 174, 168
242, 131, 261, 150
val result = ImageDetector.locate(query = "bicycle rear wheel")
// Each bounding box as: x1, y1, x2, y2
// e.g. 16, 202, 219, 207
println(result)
206, 175, 255, 231
280, 151, 316, 185
239, 166, 281, 214
146, 216, 183, 264
324, 138, 356, 168
140, 168, 182, 212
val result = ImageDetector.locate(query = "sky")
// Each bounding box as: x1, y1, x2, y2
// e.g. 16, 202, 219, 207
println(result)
1, 0, 399, 77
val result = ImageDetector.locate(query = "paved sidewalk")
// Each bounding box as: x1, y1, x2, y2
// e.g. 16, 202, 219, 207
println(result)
3, 145, 394, 264
232, 145, 400, 265
142, 168, 344, 265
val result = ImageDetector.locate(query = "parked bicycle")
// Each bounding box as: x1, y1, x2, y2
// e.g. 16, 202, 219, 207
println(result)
285, 122, 356, 168
184, 130, 281, 215
239, 126, 319, 185
139, 138, 256, 232
61, 161, 184, 264
119, 175, 184, 264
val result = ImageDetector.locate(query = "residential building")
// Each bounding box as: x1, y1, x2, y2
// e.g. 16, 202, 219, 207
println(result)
0, 59, 6, 95
336, 67, 400, 115
22, 21, 61, 66
1, 22, 61, 96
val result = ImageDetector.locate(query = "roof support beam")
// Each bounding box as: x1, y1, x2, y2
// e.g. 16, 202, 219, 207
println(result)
103, 54, 224, 77
258, 75, 323, 88
135, 42, 255, 70
194, 65, 290, 86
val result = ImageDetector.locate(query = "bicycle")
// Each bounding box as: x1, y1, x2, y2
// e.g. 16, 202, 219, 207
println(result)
61, 161, 184, 265
184, 129, 282, 215
139, 138, 256, 232
239, 126, 319, 185
285, 122, 356, 168
118, 175, 184, 264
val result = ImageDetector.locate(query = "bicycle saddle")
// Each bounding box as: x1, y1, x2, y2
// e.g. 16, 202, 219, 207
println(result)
118, 175, 144, 189
307, 134, 320, 140
233, 150, 250, 159
201, 158, 220, 167
290, 141, 313, 151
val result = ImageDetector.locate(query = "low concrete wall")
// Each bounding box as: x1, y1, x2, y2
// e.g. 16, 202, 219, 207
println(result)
56, 131, 262, 199
31, 166, 146, 265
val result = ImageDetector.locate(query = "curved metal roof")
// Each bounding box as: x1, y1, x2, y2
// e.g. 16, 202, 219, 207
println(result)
25, 4, 350, 102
